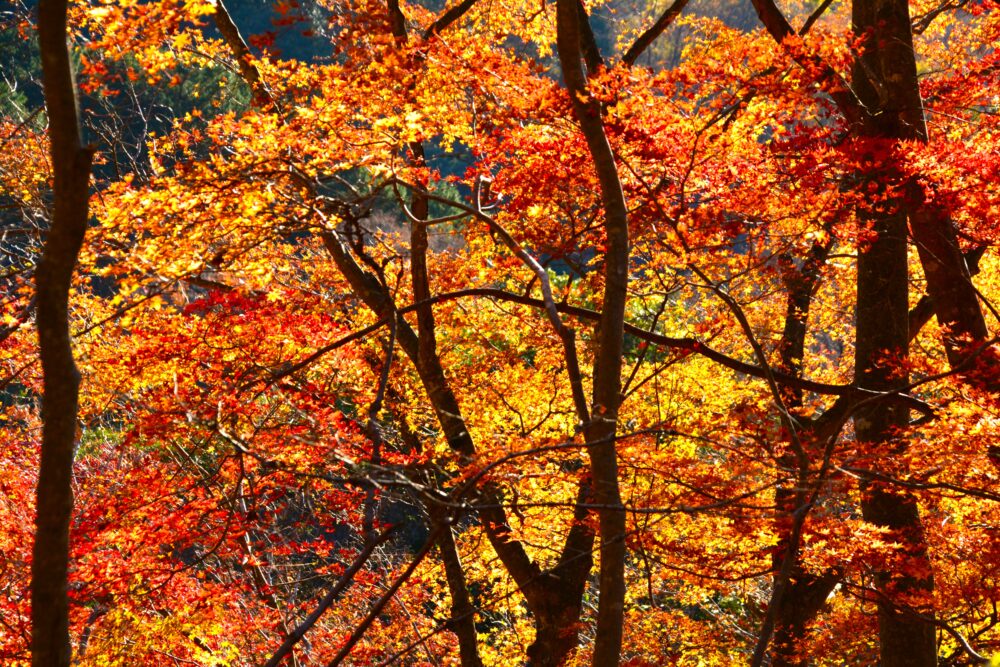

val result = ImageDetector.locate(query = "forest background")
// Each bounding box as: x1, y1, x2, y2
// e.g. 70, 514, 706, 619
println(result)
2, 0, 1000, 664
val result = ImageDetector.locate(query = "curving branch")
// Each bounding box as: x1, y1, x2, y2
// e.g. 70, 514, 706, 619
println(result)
468, 178, 590, 424
258, 283, 935, 420
422, 0, 478, 40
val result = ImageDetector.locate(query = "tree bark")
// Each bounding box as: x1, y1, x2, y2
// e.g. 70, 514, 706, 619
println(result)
555, 2, 631, 664
851, 2, 939, 663
212, 0, 276, 111
435, 520, 484, 667
770, 238, 842, 666
851, 0, 987, 366
771, 571, 841, 666
855, 204, 935, 667
33, 1, 92, 665
405, 130, 488, 667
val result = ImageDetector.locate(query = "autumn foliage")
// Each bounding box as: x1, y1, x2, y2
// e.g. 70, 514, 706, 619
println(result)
4, 0, 1000, 664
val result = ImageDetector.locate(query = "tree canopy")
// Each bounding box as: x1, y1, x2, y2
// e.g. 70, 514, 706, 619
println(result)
4, 0, 1000, 664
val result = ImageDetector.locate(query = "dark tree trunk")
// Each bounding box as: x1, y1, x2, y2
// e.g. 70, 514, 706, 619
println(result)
435, 520, 484, 667
33, 0, 92, 664
212, 0, 276, 110
525, 478, 594, 666
910, 204, 988, 366
555, 1, 631, 664
406, 144, 486, 667
850, 2, 939, 664
852, 0, 987, 366
770, 237, 841, 667
855, 204, 935, 667
771, 572, 841, 666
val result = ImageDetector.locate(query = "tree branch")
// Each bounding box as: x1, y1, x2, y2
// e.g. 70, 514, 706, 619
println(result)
622, 0, 691, 67
212, 0, 277, 111
747, 0, 867, 128
422, 0, 478, 39
262, 528, 397, 667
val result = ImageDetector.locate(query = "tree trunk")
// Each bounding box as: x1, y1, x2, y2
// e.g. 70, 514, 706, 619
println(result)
771, 572, 841, 666
850, 2, 939, 663
909, 203, 988, 367
435, 519, 484, 667
33, 1, 92, 664
771, 238, 841, 666
555, 1, 631, 664
853, 169, 936, 667
212, 0, 276, 110
525, 477, 595, 666
852, 0, 988, 365
406, 142, 487, 667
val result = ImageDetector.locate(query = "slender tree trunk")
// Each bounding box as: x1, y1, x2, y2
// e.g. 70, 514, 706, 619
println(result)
406, 139, 488, 667
554, 3, 631, 664
434, 517, 484, 667
212, 0, 276, 110
910, 204, 988, 365
373, 399, 485, 667
853, 164, 936, 667
33, 1, 92, 665
770, 239, 841, 666
771, 572, 840, 666
525, 478, 595, 667
850, 2, 939, 664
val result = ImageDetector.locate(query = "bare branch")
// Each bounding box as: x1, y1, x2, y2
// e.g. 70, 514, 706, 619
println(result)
622, 0, 691, 67
262, 528, 397, 667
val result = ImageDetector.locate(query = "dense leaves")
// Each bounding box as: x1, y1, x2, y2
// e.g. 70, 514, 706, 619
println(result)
5, 0, 1000, 664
